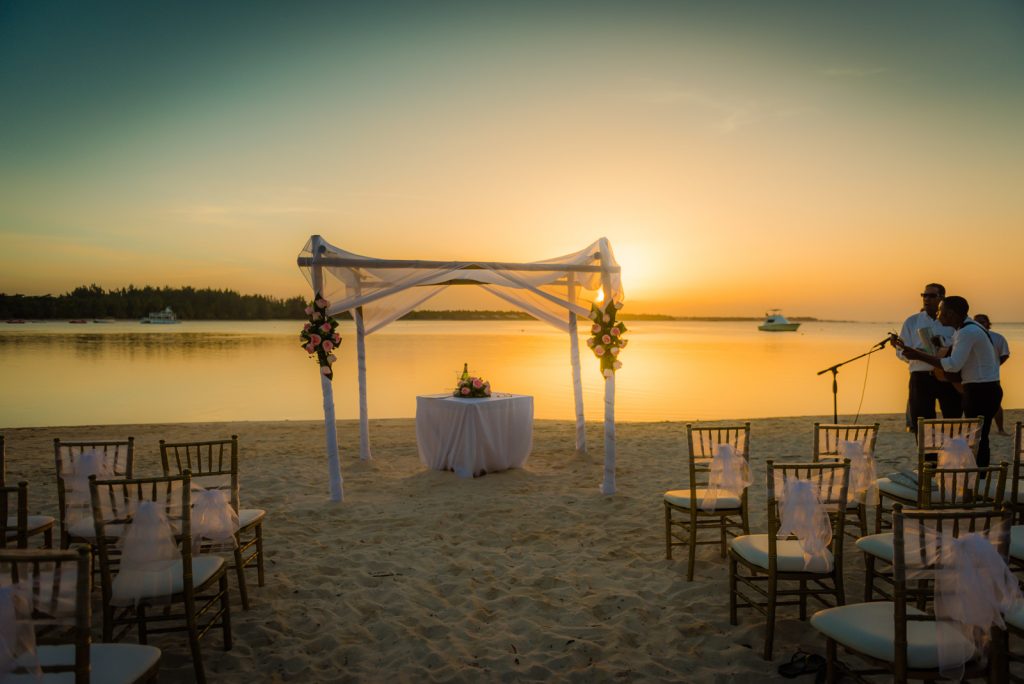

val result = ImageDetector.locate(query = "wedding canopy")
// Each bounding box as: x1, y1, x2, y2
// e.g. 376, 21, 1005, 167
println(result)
297, 235, 624, 501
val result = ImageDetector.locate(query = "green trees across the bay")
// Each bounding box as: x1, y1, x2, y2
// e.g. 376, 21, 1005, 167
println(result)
0, 285, 309, 320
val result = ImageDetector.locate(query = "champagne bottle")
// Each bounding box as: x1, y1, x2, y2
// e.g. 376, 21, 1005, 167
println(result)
460, 362, 469, 381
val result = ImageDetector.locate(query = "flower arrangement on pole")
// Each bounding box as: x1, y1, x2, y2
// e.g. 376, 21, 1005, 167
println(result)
300, 293, 341, 380
586, 300, 627, 377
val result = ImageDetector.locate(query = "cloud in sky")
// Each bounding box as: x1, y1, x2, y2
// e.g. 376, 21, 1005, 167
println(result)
624, 84, 813, 133
819, 66, 890, 78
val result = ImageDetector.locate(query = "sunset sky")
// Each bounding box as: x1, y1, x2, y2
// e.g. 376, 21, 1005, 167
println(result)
2, 1, 1022, 321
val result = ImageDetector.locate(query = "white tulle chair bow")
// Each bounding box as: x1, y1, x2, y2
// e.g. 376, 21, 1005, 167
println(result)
904, 522, 1022, 679
938, 435, 977, 469
936, 435, 979, 500
111, 501, 181, 606
64, 449, 115, 530
191, 488, 240, 553
700, 444, 751, 512
777, 479, 832, 569
839, 439, 878, 505
0, 585, 38, 679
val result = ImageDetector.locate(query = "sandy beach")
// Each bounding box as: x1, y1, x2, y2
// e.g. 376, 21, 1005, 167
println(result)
3, 410, 1022, 682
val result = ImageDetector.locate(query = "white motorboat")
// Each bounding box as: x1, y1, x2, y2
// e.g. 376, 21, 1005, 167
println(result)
758, 310, 800, 332
140, 307, 181, 324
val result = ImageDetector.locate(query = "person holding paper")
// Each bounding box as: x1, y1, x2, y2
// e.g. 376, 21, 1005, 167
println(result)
895, 283, 961, 433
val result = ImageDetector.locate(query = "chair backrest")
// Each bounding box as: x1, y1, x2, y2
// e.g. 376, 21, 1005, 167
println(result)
160, 436, 240, 511
919, 463, 1007, 508
0, 481, 29, 549
0, 546, 91, 680
89, 472, 192, 616
891, 505, 1012, 680
766, 460, 850, 570
916, 417, 982, 465
54, 438, 135, 543
812, 422, 879, 462
686, 422, 750, 482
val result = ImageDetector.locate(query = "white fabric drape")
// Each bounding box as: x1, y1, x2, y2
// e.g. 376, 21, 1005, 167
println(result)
839, 440, 878, 505
192, 488, 240, 553
299, 237, 622, 334
111, 501, 181, 606
701, 444, 752, 512
903, 522, 1022, 679
777, 479, 832, 569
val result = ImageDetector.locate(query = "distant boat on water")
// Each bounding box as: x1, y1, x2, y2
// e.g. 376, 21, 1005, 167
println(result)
93, 318, 116, 323
140, 307, 181, 324
69, 319, 88, 324
5, 319, 26, 324
758, 310, 800, 332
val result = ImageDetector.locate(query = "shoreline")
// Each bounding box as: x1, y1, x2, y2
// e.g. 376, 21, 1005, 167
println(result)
4, 408, 1022, 433
4, 410, 1022, 682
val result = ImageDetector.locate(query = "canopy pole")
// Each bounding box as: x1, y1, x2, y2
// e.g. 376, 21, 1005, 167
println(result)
567, 274, 586, 454
601, 372, 616, 495
354, 303, 372, 461
312, 235, 343, 501
598, 238, 616, 495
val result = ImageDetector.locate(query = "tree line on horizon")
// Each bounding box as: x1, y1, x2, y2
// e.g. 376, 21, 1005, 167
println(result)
0, 285, 309, 320
0, 284, 812, 322
0, 285, 540, 321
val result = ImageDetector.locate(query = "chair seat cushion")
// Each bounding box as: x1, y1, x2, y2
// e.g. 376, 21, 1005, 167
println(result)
1006, 604, 1024, 632
1010, 525, 1024, 561
664, 489, 741, 510
239, 508, 265, 528
876, 477, 918, 502
810, 601, 975, 670
67, 519, 126, 540
730, 534, 834, 573
115, 556, 224, 601
10, 643, 161, 683
22, 515, 56, 532
855, 533, 895, 562
5, 515, 55, 538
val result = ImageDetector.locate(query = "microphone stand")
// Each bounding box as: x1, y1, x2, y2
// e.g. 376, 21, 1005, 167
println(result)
817, 337, 892, 423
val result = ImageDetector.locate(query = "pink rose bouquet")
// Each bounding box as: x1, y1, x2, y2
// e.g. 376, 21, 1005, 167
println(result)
299, 291, 342, 380
454, 374, 492, 398
586, 300, 628, 376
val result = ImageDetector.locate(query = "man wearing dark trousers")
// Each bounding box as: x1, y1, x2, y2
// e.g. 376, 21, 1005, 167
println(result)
895, 296, 1002, 467
895, 283, 962, 433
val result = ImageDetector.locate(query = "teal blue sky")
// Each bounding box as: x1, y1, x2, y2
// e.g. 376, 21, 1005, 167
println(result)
2, 1, 1022, 319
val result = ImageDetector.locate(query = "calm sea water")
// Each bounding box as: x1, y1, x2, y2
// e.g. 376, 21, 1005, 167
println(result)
1, 320, 1021, 428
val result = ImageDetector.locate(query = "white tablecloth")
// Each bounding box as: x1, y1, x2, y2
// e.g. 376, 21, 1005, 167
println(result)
416, 394, 534, 477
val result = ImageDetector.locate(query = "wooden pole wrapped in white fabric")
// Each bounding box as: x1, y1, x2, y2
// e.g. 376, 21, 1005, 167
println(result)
567, 274, 587, 454
320, 373, 343, 501
311, 234, 344, 501
598, 238, 616, 495
354, 305, 371, 461
601, 372, 616, 494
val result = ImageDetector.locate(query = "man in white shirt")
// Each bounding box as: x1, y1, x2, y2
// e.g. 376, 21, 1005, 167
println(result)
898, 296, 1002, 467
895, 283, 962, 434
974, 313, 1010, 434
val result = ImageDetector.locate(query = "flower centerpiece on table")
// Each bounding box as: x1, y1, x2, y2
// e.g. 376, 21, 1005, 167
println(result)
299, 293, 342, 380
586, 300, 627, 377
454, 369, 491, 398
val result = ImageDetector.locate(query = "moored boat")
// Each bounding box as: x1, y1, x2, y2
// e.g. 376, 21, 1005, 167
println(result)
69, 319, 88, 324
758, 310, 800, 332
140, 307, 181, 324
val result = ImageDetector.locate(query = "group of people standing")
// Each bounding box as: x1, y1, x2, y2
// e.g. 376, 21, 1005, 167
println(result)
893, 283, 1010, 468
